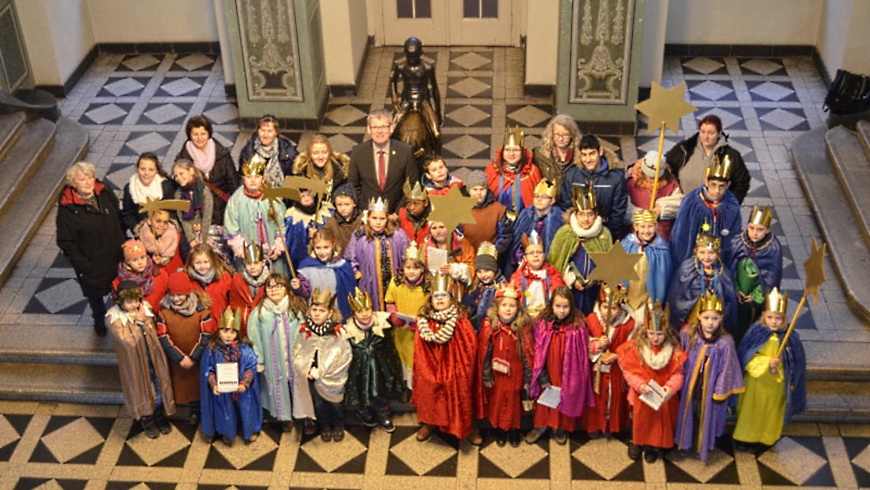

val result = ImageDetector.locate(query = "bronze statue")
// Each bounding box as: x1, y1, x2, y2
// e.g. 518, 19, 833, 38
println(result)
390, 37, 442, 157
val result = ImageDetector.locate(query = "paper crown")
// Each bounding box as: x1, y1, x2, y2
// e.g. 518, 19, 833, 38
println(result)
705, 154, 733, 180
503, 125, 524, 148
633, 209, 657, 225
368, 196, 389, 213
476, 241, 498, 259
403, 179, 428, 201
219, 307, 243, 331
533, 179, 557, 199
599, 282, 626, 305
243, 241, 264, 263
347, 287, 373, 312
645, 301, 669, 332
521, 230, 543, 250
696, 290, 724, 314
122, 239, 147, 261
311, 287, 337, 308
572, 181, 597, 211
432, 272, 453, 294
748, 204, 773, 229
695, 232, 721, 252
495, 283, 520, 300
764, 287, 788, 315
242, 153, 267, 176
404, 242, 423, 262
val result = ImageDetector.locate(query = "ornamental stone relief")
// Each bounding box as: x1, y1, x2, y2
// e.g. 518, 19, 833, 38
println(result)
237, 0, 303, 101
569, 0, 634, 104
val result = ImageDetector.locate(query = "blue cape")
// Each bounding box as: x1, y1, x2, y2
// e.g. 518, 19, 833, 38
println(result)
506, 205, 564, 277
298, 255, 357, 320
667, 257, 738, 334
199, 343, 263, 441
670, 186, 742, 266
621, 233, 672, 304
738, 322, 807, 422
726, 232, 783, 292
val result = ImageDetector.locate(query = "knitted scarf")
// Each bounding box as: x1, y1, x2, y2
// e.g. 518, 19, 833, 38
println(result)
128, 173, 166, 205
116, 259, 156, 296
180, 177, 206, 220
162, 293, 199, 317
185, 139, 216, 178
418, 304, 459, 344
188, 267, 216, 287
255, 138, 283, 187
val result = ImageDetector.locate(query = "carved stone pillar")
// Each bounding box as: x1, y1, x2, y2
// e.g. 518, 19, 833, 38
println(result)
556, 0, 645, 135
222, 0, 327, 128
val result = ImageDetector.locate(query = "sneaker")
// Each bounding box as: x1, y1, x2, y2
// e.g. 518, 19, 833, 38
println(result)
525, 428, 547, 444
320, 428, 333, 442
140, 416, 159, 439
553, 428, 568, 445
358, 409, 378, 427
304, 418, 317, 436
416, 424, 433, 442
627, 443, 642, 461
376, 411, 395, 433
509, 429, 522, 447
495, 430, 507, 447
644, 448, 660, 463
153, 406, 172, 434
332, 426, 345, 442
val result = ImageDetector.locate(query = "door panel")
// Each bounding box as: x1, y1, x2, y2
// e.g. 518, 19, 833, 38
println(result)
380, 0, 516, 46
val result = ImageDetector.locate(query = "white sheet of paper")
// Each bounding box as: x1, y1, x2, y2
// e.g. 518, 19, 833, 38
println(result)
427, 247, 448, 275
537, 386, 562, 409
639, 378, 666, 411
395, 312, 416, 324
216, 362, 239, 393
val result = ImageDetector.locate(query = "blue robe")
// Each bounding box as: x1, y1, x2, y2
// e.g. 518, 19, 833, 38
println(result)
199, 342, 263, 441
621, 233, 672, 304
667, 258, 738, 334
726, 231, 783, 293
738, 322, 806, 423
461, 275, 506, 333
506, 205, 564, 277
297, 256, 356, 321
670, 186, 742, 266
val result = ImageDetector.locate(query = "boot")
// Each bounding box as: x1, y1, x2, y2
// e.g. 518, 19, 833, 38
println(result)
153, 405, 172, 434
140, 415, 159, 439
187, 403, 200, 426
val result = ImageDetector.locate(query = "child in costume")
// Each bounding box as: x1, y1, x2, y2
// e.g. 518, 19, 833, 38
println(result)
675, 291, 745, 462
247, 274, 308, 432
485, 126, 542, 213
527, 286, 595, 445
420, 154, 462, 196
323, 183, 363, 253
462, 242, 506, 332
397, 179, 432, 245
227, 242, 269, 338
113, 239, 169, 311
507, 179, 564, 277
548, 181, 613, 314
624, 150, 684, 241
157, 272, 217, 426
462, 170, 513, 261
107, 280, 176, 438
171, 158, 213, 250
413, 273, 481, 445
285, 188, 331, 268
344, 287, 405, 433
582, 283, 634, 438
477, 284, 534, 447
620, 209, 673, 326
384, 243, 430, 395
200, 307, 263, 446
617, 301, 686, 463
421, 219, 475, 299
733, 288, 806, 449
293, 288, 353, 442
298, 228, 356, 320
667, 231, 738, 334
345, 197, 410, 310
135, 208, 184, 273
510, 231, 566, 318
726, 205, 783, 343
184, 244, 233, 321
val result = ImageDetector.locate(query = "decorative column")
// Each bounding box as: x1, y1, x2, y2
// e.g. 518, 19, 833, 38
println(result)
222, 0, 327, 128
556, 0, 645, 135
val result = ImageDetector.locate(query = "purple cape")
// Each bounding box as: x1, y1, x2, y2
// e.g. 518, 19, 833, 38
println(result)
529, 317, 595, 418
344, 228, 410, 311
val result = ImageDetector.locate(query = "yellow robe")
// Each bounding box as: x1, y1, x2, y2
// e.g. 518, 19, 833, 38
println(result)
733, 334, 786, 445
384, 280, 428, 371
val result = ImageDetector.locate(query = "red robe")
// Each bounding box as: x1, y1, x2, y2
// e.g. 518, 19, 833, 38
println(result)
617, 339, 686, 448
227, 272, 265, 339
476, 318, 534, 430
412, 311, 477, 439
581, 308, 634, 434
398, 207, 430, 245
191, 271, 232, 319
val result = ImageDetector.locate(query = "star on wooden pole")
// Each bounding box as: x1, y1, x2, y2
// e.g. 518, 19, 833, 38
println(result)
587, 242, 643, 287
139, 197, 191, 217
776, 238, 827, 358
262, 185, 301, 205
284, 176, 330, 197
427, 185, 477, 235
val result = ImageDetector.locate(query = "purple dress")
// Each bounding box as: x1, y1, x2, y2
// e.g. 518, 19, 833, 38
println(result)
344, 228, 410, 310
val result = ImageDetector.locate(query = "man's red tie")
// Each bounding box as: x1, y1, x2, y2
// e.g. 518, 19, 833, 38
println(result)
378, 150, 386, 191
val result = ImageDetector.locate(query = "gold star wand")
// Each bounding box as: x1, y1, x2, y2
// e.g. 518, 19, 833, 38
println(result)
776, 238, 827, 358
261, 184, 301, 278
634, 82, 697, 207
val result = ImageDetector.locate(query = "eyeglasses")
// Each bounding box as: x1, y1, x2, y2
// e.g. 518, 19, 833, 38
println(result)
266, 284, 285, 290
553, 132, 572, 140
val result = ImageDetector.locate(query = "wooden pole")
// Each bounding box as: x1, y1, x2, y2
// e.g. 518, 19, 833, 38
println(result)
649, 121, 667, 207
775, 293, 808, 359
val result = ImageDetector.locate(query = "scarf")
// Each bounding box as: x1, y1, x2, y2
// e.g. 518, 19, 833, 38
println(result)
242, 266, 270, 289
162, 293, 199, 317
307, 318, 336, 337
255, 137, 283, 187
640, 342, 674, 370
129, 173, 165, 205
217, 341, 242, 363
569, 213, 604, 239
418, 304, 459, 344
188, 267, 216, 287
116, 260, 156, 296
138, 221, 178, 259
180, 177, 206, 220
262, 295, 290, 314
185, 139, 216, 178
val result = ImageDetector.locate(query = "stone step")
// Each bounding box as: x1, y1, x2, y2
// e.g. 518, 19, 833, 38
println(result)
0, 362, 122, 405
0, 118, 56, 218
858, 119, 870, 160
0, 117, 89, 284
0, 112, 26, 162
825, 125, 870, 248
794, 379, 870, 424
792, 127, 870, 320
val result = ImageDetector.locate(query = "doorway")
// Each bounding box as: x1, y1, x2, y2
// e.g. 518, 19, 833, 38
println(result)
377, 0, 520, 46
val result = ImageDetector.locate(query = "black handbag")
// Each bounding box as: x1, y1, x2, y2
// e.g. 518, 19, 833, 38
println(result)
824, 69, 870, 114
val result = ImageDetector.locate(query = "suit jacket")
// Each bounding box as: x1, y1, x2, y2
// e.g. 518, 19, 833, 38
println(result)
348, 139, 418, 213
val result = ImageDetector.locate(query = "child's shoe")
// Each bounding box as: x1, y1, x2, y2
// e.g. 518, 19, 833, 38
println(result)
140, 416, 159, 439
332, 426, 345, 442
376, 410, 395, 433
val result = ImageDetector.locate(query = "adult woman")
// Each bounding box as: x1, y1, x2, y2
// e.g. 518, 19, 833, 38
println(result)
291, 134, 348, 203
484, 126, 542, 214
56, 162, 126, 335
177, 116, 239, 226
534, 114, 582, 200
238, 115, 299, 188
121, 153, 175, 235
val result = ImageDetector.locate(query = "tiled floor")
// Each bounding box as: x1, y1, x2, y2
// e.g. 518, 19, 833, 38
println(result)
1, 47, 869, 487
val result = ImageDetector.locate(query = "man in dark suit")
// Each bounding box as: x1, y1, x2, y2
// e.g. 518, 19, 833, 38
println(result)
348, 109, 419, 214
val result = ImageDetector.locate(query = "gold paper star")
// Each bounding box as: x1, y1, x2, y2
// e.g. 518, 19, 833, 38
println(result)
139, 197, 191, 217
284, 176, 330, 197
262, 185, 301, 205
428, 185, 477, 234
803, 238, 827, 303
634, 81, 698, 135
587, 242, 643, 286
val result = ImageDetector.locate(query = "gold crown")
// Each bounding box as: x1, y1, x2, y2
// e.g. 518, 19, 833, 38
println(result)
633, 209, 657, 224
242, 153, 267, 176
706, 154, 733, 180
521, 230, 543, 250
405, 242, 423, 262
764, 287, 788, 315
403, 179, 428, 201
495, 283, 520, 300
695, 232, 721, 252
476, 241, 498, 259
433, 272, 453, 294
503, 125, 524, 148
347, 287, 373, 312
243, 241, 264, 263
748, 205, 773, 229
368, 197, 389, 213
572, 181, 597, 211
219, 307, 243, 331
533, 179, 557, 198
645, 301, 669, 332
599, 282, 626, 305
696, 290, 723, 314
311, 287, 337, 308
